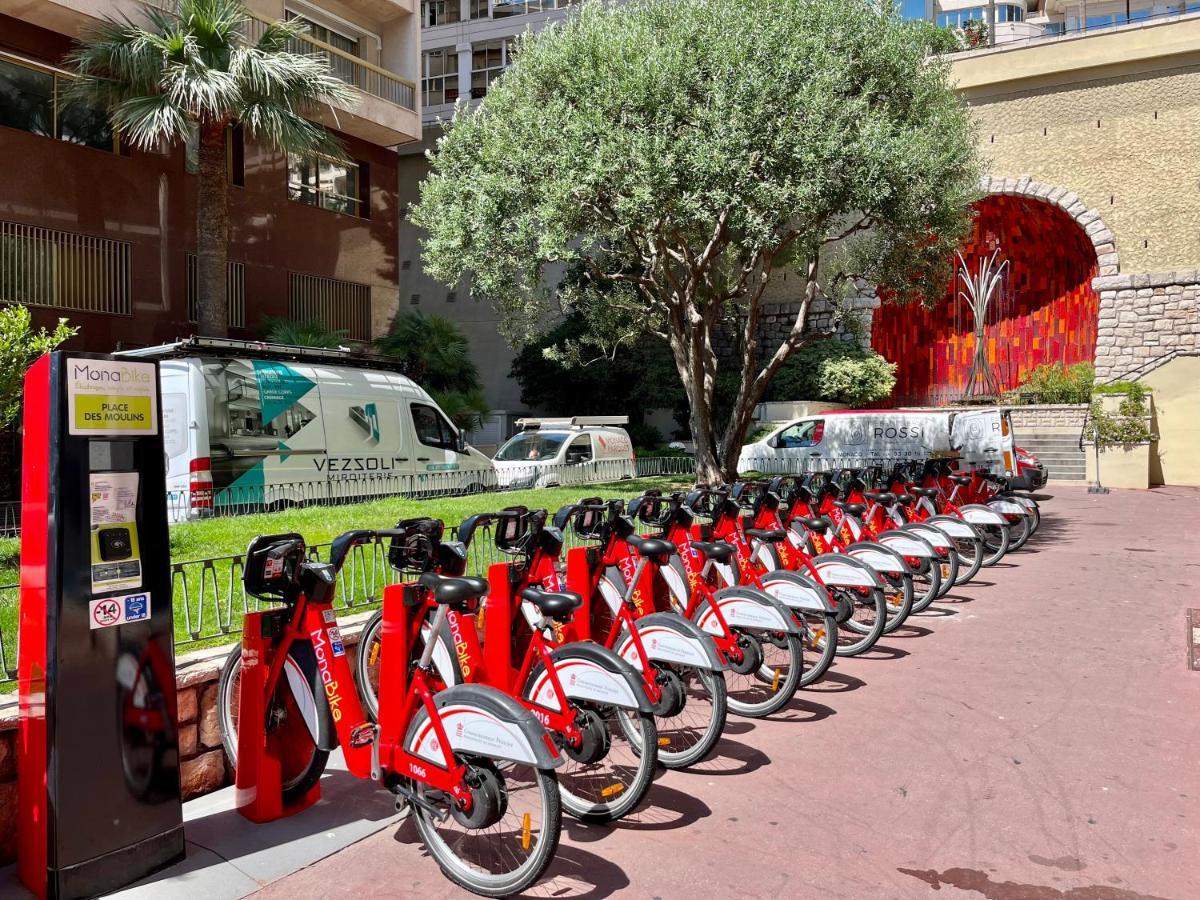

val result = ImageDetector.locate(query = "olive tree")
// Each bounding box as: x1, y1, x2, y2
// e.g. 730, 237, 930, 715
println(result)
413, 0, 981, 482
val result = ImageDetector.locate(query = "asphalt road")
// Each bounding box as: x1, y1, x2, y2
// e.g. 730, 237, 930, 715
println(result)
254, 486, 1200, 899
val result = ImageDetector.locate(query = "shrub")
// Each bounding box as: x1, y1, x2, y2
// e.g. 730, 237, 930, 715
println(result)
261, 317, 347, 349
1, 306, 77, 429
1085, 382, 1152, 448
765, 339, 897, 407
1017, 362, 1094, 404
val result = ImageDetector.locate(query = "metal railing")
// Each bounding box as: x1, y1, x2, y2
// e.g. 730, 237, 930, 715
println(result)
1, 219, 131, 316
243, 13, 417, 112
949, 7, 1200, 53
0, 502, 18, 539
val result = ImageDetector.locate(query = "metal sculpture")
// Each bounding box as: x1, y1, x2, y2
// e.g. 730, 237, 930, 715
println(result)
955, 247, 1009, 401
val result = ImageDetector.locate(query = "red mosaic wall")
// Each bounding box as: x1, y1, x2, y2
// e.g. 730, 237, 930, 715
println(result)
871, 195, 1099, 405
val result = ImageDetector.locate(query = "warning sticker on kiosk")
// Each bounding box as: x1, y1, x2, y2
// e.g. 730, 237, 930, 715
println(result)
89, 592, 151, 630
67, 358, 158, 436
90, 472, 143, 591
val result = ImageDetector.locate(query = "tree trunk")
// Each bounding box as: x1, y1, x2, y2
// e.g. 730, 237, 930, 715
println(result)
196, 121, 229, 337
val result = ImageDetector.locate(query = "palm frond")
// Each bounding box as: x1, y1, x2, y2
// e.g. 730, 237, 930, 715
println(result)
232, 47, 356, 108
253, 17, 310, 53
238, 98, 348, 160
110, 92, 191, 149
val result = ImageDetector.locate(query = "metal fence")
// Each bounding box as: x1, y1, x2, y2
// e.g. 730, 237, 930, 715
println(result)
0, 502, 18, 539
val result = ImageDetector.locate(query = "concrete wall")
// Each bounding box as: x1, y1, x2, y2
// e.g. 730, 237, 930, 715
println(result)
1139, 354, 1200, 485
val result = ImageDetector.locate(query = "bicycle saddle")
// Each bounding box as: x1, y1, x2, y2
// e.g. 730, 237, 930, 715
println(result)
801, 517, 832, 532
419, 573, 488, 608
951, 475, 972, 485
520, 587, 582, 622
895, 493, 916, 506
689, 540, 736, 563
833, 501, 866, 517
863, 491, 897, 504
744, 527, 786, 543
911, 487, 939, 498
627, 534, 675, 557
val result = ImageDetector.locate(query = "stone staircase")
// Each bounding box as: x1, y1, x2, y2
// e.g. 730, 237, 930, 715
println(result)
1017, 432, 1087, 482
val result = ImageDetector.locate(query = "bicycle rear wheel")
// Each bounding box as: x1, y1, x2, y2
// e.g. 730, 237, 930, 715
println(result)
217, 647, 329, 805
833, 587, 886, 656
407, 741, 561, 896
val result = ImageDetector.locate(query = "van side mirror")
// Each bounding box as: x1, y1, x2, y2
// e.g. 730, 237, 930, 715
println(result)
456, 431, 467, 453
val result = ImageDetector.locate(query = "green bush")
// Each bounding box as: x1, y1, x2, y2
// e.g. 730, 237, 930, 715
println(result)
1016, 362, 1095, 404
1085, 382, 1152, 448
1, 306, 77, 429
765, 339, 897, 407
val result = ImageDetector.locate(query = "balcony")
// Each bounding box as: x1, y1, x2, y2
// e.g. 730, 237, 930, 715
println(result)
244, 12, 420, 146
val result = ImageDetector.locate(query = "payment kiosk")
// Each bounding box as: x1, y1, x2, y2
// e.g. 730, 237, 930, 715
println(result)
18, 352, 184, 899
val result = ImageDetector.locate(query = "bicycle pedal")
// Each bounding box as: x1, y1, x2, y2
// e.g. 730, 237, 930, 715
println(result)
349, 723, 377, 748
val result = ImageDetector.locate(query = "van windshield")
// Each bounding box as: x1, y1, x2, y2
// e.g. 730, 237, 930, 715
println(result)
495, 432, 568, 462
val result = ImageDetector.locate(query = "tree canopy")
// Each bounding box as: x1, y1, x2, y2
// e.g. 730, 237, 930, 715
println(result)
413, 0, 981, 481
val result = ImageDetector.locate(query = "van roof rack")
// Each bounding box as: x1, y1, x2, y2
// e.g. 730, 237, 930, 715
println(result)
516, 416, 629, 430
115, 336, 408, 373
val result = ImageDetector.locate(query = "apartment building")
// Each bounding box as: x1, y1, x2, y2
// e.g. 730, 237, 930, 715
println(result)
0, 0, 421, 352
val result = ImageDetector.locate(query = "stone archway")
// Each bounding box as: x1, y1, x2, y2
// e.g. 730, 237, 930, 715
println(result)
870, 175, 1112, 404
979, 174, 1120, 278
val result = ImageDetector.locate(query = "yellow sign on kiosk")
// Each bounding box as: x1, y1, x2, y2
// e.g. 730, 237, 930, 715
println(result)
66, 358, 158, 436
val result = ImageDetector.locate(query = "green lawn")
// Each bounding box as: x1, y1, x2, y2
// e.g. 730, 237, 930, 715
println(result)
0, 475, 691, 687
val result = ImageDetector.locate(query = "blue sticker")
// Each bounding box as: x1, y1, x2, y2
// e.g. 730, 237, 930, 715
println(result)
124, 593, 149, 621
331, 640, 346, 657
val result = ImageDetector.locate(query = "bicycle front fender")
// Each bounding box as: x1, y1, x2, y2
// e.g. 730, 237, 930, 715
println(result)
959, 504, 1006, 526
620, 612, 728, 672
808, 553, 882, 588
406, 683, 561, 769
527, 643, 652, 714
845, 542, 912, 575
283, 640, 338, 752
705, 586, 802, 635
757, 570, 836, 614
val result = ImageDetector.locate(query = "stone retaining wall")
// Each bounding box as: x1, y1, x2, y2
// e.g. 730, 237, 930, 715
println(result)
1009, 404, 1089, 432
0, 613, 373, 864
1093, 271, 1200, 380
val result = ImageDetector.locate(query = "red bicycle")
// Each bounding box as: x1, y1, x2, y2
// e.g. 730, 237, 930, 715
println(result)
356, 512, 658, 823
217, 527, 563, 896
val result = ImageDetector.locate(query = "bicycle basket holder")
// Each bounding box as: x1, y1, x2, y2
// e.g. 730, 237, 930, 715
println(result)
243, 533, 306, 601
494, 506, 530, 553
387, 518, 445, 573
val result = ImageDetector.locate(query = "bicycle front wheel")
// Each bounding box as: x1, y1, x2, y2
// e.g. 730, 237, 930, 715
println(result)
216, 647, 328, 805
879, 572, 915, 634
979, 524, 1011, 566
641, 663, 728, 770
729, 630, 802, 718
909, 559, 942, 615
410, 751, 562, 897
797, 611, 838, 688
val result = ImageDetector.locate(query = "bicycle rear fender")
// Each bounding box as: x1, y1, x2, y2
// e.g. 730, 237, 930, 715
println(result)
845, 542, 912, 575
283, 640, 338, 752
619, 612, 727, 671
406, 683, 561, 769
959, 504, 1006, 526
527, 643, 652, 713
987, 498, 1032, 517
876, 531, 937, 559
900, 522, 953, 551
808, 553, 881, 588
926, 516, 981, 541
701, 586, 801, 635
757, 570, 836, 614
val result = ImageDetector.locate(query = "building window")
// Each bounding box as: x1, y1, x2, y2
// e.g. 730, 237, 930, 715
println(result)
186, 256, 246, 328
422, 47, 459, 106
288, 272, 371, 340
287, 153, 361, 216
0, 219, 130, 315
0, 53, 116, 152
421, 0, 461, 26
492, 0, 573, 19
471, 39, 514, 99
470, 0, 490, 18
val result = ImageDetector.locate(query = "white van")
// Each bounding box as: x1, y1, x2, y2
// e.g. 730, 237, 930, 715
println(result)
493, 416, 636, 489
738, 408, 1017, 475
117, 338, 496, 520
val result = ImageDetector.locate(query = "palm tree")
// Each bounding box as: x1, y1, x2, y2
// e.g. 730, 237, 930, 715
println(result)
68, 0, 355, 337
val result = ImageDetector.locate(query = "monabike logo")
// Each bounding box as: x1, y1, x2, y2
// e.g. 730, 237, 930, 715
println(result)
310, 628, 345, 722
72, 363, 152, 384
448, 613, 473, 678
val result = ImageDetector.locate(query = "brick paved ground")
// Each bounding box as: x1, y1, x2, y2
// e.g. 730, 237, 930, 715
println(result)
253, 486, 1200, 899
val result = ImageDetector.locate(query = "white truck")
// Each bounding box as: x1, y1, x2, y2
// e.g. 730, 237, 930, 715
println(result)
117, 338, 497, 520
738, 407, 1020, 476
